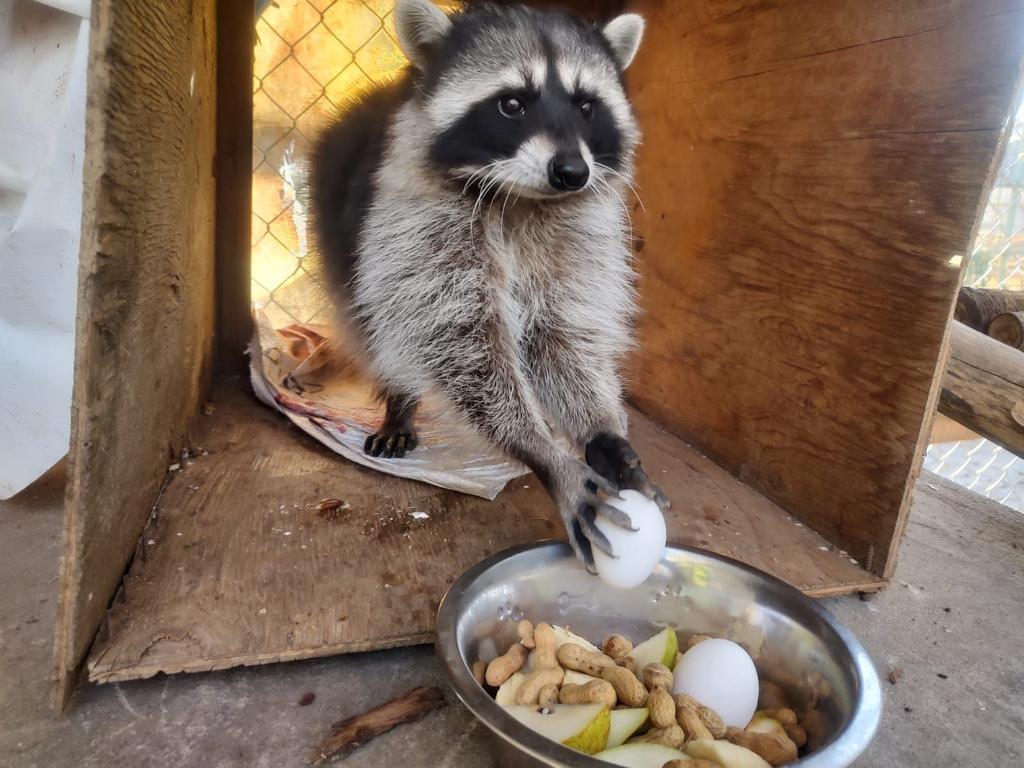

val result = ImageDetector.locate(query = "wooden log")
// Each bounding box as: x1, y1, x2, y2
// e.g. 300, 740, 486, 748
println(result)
954, 287, 1024, 332
987, 311, 1024, 350
939, 321, 1024, 458
306, 686, 446, 765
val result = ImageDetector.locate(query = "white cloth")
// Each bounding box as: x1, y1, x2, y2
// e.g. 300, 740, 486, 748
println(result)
0, 3, 89, 498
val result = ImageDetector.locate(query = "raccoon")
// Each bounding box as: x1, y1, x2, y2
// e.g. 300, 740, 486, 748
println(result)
310, 0, 666, 568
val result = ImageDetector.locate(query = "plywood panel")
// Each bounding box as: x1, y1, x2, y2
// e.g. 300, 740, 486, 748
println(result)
625, 0, 1024, 578
52, 0, 217, 709
86, 386, 880, 684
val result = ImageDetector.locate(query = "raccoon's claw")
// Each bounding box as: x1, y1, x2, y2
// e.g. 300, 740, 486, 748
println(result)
585, 433, 670, 511
364, 430, 418, 459
568, 518, 598, 574
554, 458, 633, 572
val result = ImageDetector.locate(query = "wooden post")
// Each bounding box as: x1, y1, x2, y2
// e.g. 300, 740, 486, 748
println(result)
987, 311, 1024, 350
939, 321, 1024, 459
954, 287, 1024, 332
215, 0, 254, 373
52, 0, 218, 711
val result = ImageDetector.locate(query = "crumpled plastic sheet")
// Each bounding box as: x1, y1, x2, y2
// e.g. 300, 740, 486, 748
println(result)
0, 6, 88, 498
249, 311, 529, 500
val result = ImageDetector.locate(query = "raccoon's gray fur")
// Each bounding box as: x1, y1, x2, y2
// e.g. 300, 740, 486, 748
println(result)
310, 0, 666, 567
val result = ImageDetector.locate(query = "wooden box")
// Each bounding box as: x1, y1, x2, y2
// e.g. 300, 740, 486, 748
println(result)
51, 0, 1024, 708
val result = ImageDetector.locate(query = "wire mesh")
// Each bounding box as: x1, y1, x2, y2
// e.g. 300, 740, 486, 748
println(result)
924, 98, 1024, 514
251, 0, 432, 328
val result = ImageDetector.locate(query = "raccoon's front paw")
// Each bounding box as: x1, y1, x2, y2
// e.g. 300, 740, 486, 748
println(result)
364, 429, 418, 459
585, 433, 670, 511
552, 457, 636, 572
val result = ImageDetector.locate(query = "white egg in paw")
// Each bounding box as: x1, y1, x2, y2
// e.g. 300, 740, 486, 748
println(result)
592, 489, 666, 589
672, 638, 759, 728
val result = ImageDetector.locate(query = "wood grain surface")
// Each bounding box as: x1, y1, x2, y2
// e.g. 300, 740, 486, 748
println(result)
52, 0, 217, 710
624, 0, 1024, 578
955, 287, 1024, 333
987, 311, 1024, 350
940, 321, 1024, 458
85, 385, 881, 684
306, 686, 446, 765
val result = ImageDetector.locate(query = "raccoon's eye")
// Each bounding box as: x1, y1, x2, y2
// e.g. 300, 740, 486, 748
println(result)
579, 100, 595, 119
498, 95, 526, 118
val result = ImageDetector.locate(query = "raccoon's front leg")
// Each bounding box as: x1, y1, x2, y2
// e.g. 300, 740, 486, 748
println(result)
529, 331, 668, 510
365, 392, 418, 458
425, 302, 632, 569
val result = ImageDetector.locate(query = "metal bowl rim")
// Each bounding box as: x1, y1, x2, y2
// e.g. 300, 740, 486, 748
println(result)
435, 540, 881, 768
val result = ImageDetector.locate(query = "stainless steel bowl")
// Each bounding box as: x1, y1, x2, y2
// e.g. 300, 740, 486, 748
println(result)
436, 541, 881, 768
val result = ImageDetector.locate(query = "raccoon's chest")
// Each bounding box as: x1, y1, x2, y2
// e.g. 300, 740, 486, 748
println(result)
500, 231, 570, 341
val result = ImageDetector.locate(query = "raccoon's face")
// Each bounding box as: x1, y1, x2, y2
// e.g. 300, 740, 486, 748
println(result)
395, 1, 644, 200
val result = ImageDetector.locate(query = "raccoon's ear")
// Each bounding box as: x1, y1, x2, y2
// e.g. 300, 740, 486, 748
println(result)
602, 13, 645, 70
395, 0, 452, 70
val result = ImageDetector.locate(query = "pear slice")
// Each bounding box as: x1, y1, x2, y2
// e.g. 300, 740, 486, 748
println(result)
525, 625, 600, 672
748, 713, 784, 736
607, 708, 649, 748
684, 739, 772, 768
495, 671, 525, 707
552, 625, 600, 652
593, 742, 690, 766
630, 627, 680, 672
563, 670, 601, 686
505, 703, 610, 755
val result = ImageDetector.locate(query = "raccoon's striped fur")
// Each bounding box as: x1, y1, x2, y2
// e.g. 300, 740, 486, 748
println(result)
310, 0, 665, 567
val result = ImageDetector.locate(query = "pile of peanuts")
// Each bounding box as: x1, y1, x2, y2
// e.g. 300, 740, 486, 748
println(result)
472, 620, 811, 767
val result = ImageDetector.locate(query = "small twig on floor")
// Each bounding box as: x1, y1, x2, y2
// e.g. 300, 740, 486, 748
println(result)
305, 686, 446, 765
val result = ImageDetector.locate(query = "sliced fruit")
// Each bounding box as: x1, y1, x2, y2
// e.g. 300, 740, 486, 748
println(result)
525, 625, 600, 672
747, 713, 784, 736
552, 625, 600, 652
630, 627, 679, 672
685, 738, 771, 768
607, 707, 649, 748
495, 671, 525, 706
564, 669, 601, 686
505, 703, 610, 755
593, 742, 690, 766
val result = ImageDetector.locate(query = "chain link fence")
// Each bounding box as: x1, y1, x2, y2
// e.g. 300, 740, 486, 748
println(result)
251, 0, 455, 328
924, 98, 1024, 514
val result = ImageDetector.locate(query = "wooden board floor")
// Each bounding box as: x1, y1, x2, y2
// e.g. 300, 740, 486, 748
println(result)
87, 385, 884, 683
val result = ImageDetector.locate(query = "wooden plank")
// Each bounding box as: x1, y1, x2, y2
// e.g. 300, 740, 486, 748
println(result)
624, 0, 1024, 578
51, 0, 217, 710
85, 386, 881, 684
940, 321, 1024, 458
215, 0, 254, 373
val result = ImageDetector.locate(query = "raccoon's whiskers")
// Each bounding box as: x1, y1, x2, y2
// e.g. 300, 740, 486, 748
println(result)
591, 174, 635, 250
497, 184, 521, 246
464, 159, 514, 250
595, 161, 645, 215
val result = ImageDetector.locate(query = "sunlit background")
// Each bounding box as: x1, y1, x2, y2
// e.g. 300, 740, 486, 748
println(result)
251, 0, 457, 328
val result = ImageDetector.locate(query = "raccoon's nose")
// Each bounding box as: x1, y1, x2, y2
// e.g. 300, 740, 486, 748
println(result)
548, 153, 590, 191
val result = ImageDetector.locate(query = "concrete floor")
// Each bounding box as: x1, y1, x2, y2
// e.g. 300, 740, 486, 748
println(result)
2, 464, 1022, 768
